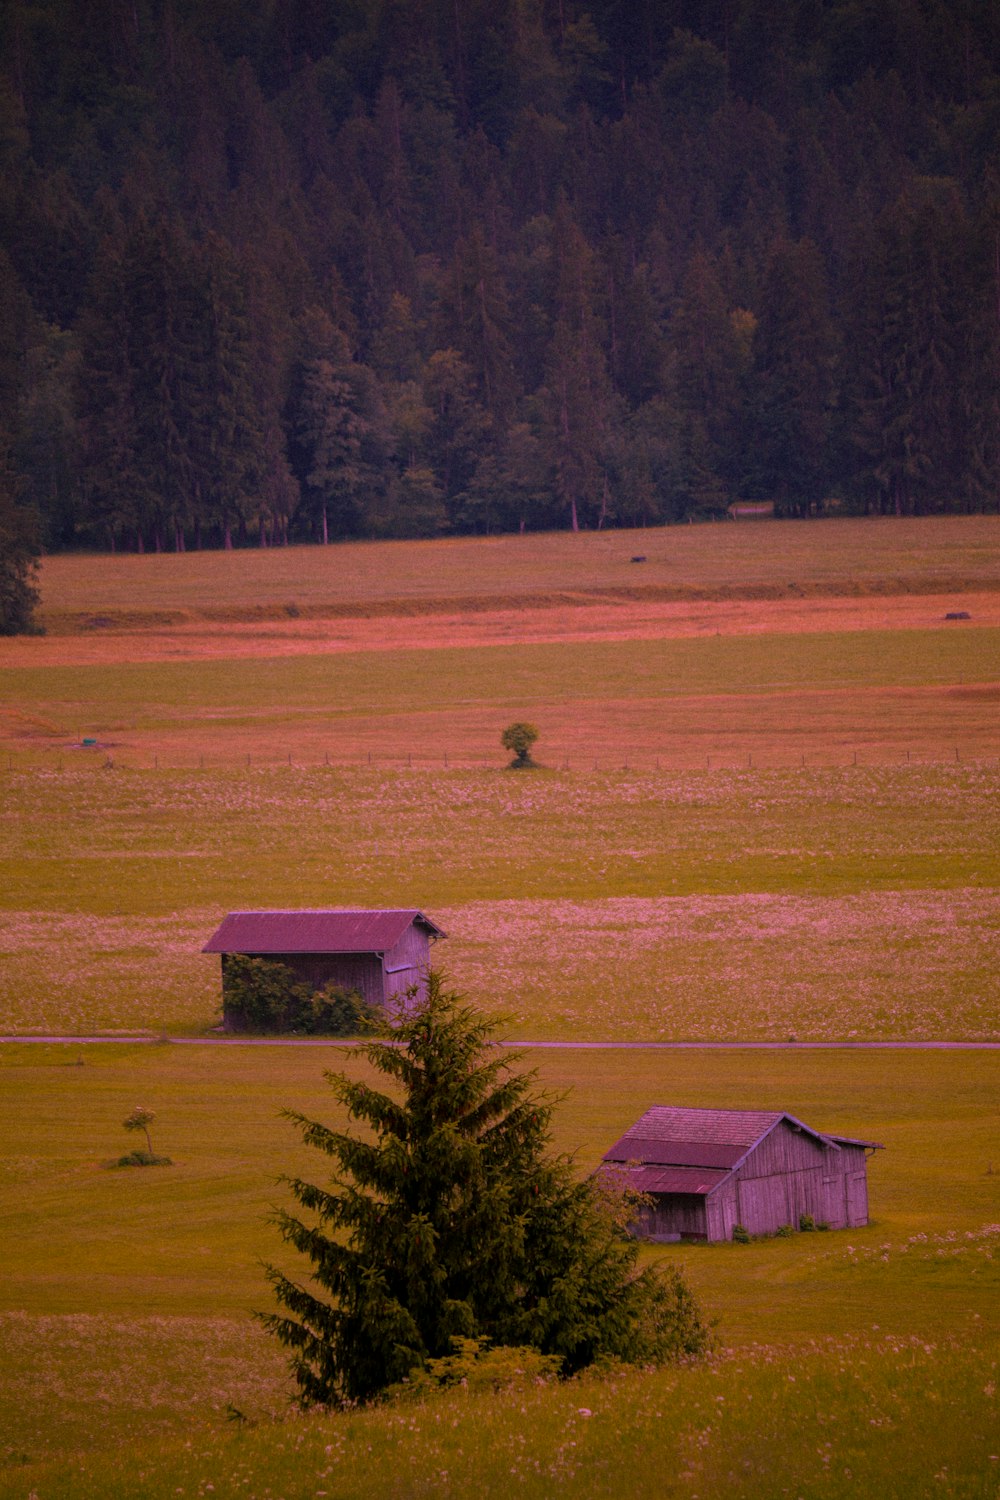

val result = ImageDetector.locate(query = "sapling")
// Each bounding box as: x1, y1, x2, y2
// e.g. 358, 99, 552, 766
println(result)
123, 1105, 156, 1155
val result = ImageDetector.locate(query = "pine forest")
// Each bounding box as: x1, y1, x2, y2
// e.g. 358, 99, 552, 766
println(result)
1, 0, 999, 557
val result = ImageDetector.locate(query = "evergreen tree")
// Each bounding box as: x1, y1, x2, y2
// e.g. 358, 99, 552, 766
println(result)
0, 437, 41, 634
668, 250, 750, 512
262, 974, 709, 1407
750, 237, 837, 511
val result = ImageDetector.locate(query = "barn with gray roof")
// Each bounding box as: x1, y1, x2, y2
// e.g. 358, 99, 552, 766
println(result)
203, 909, 445, 1027
602, 1105, 881, 1242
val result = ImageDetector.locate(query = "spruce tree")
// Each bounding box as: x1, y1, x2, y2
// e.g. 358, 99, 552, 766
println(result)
262, 973, 709, 1406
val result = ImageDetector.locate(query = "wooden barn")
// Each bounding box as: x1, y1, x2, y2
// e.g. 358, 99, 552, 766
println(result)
601, 1105, 882, 1243
203, 909, 445, 1024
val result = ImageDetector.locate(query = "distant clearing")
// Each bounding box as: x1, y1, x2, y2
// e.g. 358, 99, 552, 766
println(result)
31, 516, 1000, 634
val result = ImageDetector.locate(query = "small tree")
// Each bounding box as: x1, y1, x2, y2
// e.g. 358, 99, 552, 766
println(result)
123, 1105, 156, 1155
501, 720, 539, 768
261, 974, 709, 1406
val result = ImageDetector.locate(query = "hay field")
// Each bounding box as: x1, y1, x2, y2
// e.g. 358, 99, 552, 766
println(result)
29, 514, 1000, 630
1, 517, 998, 1041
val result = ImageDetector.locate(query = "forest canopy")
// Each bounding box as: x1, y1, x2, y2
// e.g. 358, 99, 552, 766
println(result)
1, 0, 998, 558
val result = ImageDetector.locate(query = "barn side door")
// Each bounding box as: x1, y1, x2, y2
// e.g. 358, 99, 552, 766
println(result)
845, 1169, 869, 1227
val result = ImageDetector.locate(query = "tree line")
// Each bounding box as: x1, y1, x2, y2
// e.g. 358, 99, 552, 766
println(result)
1, 0, 998, 583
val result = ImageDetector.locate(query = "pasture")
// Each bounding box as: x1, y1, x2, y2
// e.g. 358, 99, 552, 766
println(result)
0, 1041, 997, 1496
0, 517, 997, 1496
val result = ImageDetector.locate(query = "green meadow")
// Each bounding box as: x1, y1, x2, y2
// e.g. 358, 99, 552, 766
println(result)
0, 520, 998, 1495
2, 761, 997, 1040
0, 1041, 997, 1497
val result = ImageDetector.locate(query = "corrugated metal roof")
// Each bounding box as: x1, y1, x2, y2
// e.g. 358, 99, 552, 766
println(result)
609, 1164, 730, 1196
202, 909, 446, 954
603, 1135, 744, 1169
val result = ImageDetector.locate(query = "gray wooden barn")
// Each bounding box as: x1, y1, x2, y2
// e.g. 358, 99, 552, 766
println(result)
601, 1105, 882, 1242
203, 908, 445, 1025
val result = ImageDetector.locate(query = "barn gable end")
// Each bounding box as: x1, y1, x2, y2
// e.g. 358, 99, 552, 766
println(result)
603, 1105, 881, 1243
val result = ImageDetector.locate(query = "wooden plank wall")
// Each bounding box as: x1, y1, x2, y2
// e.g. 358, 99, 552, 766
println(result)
383, 924, 433, 1006
652, 1126, 873, 1242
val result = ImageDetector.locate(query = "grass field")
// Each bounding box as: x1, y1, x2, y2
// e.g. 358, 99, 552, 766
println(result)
0, 1041, 997, 1496
29, 514, 1000, 629
1, 763, 998, 1038
0, 518, 998, 1496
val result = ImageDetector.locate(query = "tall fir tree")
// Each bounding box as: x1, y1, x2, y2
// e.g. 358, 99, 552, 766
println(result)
750, 237, 837, 511
262, 974, 709, 1407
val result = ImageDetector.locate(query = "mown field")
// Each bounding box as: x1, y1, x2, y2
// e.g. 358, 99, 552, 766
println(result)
0, 1042, 997, 1498
28, 514, 1000, 623
0, 518, 997, 1497
1, 762, 998, 1040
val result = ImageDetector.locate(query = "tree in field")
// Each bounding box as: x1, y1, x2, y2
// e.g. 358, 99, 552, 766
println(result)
501, 720, 539, 767
261, 975, 709, 1406
122, 1106, 157, 1155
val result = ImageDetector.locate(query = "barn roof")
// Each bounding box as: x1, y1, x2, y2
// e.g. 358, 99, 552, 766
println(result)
202, 909, 446, 955
612, 1164, 731, 1196
603, 1105, 881, 1178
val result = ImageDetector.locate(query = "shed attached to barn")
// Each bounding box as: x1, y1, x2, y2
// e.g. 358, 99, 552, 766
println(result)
601, 1105, 881, 1243
203, 909, 445, 1026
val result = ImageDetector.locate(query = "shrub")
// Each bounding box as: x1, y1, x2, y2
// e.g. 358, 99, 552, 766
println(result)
113, 1149, 172, 1167
222, 955, 375, 1035
115, 1105, 171, 1166
732, 1223, 750, 1243
799, 1213, 816, 1232
389, 1337, 563, 1401
501, 721, 540, 768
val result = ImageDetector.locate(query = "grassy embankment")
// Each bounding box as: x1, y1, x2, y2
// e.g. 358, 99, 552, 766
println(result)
0, 519, 997, 1495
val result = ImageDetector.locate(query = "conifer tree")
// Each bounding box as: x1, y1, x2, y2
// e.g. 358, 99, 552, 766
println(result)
0, 437, 41, 634
262, 974, 709, 1406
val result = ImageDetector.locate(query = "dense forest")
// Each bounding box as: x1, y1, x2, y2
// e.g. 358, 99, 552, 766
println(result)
1, 0, 999, 570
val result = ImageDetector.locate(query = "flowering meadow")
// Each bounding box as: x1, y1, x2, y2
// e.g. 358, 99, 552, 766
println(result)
1, 762, 996, 1040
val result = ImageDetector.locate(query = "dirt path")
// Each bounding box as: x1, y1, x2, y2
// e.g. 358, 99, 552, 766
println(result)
3, 1035, 997, 1049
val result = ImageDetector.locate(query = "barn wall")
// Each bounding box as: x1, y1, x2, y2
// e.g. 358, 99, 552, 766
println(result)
706, 1180, 739, 1242
739, 1122, 830, 1178
732, 1124, 871, 1235
641, 1194, 708, 1241
382, 925, 433, 1009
